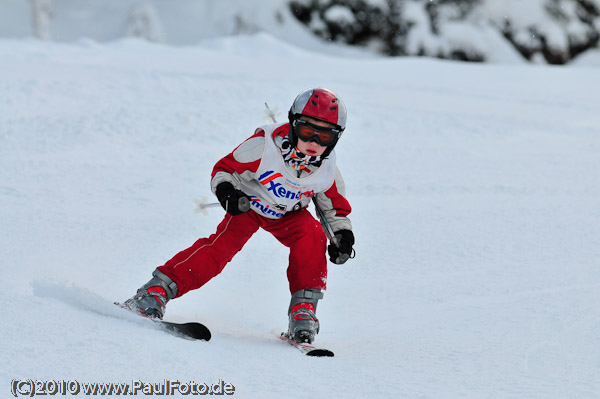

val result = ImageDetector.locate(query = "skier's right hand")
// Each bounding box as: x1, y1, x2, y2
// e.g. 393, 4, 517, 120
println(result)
216, 182, 251, 216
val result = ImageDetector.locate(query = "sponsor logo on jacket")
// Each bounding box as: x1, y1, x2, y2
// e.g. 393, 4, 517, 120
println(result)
258, 170, 315, 200
248, 196, 285, 218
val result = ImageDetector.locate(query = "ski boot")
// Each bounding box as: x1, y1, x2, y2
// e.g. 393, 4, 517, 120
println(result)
123, 270, 178, 320
287, 289, 323, 344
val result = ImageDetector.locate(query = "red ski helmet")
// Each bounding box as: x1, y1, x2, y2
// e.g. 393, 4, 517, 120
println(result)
288, 88, 347, 156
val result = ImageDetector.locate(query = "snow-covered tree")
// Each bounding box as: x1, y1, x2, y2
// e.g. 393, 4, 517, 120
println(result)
289, 0, 408, 55
289, 0, 600, 64
498, 0, 600, 64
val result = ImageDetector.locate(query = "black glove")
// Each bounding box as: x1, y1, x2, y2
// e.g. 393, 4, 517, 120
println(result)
215, 182, 251, 216
327, 229, 355, 264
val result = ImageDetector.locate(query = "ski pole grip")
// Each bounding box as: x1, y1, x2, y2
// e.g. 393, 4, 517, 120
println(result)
238, 196, 251, 213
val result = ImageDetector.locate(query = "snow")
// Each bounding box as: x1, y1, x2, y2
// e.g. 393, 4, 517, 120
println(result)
0, 0, 373, 59
2, 0, 600, 65
2, 31, 600, 398
572, 49, 600, 66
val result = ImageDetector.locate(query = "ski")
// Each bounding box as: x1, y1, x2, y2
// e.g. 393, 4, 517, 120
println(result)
114, 302, 211, 341
279, 333, 334, 357
156, 320, 211, 341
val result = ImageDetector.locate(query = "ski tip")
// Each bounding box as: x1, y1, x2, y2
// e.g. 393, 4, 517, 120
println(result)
306, 349, 334, 357
160, 321, 212, 342
200, 328, 211, 342
195, 326, 212, 342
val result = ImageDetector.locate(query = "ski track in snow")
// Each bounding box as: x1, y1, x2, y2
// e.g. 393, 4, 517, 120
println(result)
1, 34, 600, 398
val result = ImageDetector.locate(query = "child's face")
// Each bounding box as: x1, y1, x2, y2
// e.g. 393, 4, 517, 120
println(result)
297, 138, 327, 157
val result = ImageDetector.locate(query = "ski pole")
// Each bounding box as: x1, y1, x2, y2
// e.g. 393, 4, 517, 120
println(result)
194, 196, 250, 216
312, 198, 339, 247
313, 197, 357, 264
312, 198, 352, 263
265, 102, 278, 123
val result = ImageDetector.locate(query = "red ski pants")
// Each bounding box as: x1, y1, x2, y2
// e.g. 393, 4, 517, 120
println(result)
157, 208, 328, 298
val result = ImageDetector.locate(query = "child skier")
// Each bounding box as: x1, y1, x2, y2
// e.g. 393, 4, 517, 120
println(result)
123, 87, 355, 344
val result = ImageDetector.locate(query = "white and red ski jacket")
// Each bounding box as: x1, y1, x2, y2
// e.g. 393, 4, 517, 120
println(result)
210, 122, 352, 233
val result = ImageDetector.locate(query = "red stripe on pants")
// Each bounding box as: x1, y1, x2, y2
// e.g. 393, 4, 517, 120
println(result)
157, 208, 327, 297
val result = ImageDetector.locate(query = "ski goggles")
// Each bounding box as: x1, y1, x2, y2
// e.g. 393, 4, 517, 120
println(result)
293, 119, 341, 146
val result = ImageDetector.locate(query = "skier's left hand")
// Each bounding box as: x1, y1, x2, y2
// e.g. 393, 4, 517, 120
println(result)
328, 229, 355, 264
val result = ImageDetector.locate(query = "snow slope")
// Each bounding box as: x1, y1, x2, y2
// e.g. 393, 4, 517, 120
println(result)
0, 0, 375, 60
1, 33, 600, 398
